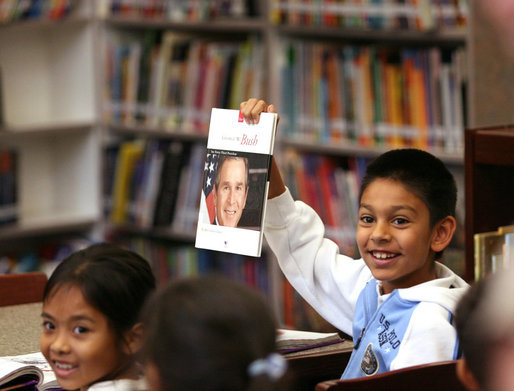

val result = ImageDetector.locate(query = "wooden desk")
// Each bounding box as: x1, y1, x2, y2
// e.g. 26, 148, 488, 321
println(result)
284, 340, 353, 391
0, 302, 42, 356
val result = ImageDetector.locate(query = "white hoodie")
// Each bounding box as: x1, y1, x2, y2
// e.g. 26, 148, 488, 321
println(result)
264, 188, 469, 377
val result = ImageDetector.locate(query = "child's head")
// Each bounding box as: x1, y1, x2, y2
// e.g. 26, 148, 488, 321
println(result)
359, 148, 457, 227
357, 149, 457, 293
141, 275, 287, 391
456, 268, 514, 391
40, 242, 156, 391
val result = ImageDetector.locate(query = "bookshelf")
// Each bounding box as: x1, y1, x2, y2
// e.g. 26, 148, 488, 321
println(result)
464, 125, 514, 281
1, 0, 511, 328
0, 2, 101, 246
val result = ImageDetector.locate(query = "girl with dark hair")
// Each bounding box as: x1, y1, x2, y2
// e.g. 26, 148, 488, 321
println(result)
141, 275, 288, 391
40, 242, 156, 391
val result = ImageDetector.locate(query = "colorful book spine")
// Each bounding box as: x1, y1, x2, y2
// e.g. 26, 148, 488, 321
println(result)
0, 149, 18, 226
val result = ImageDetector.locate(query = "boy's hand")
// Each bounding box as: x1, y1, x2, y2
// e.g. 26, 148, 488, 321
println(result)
240, 98, 279, 125
240, 98, 285, 198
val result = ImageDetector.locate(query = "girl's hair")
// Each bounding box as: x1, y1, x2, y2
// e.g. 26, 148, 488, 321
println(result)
141, 275, 284, 391
43, 242, 156, 342
359, 149, 457, 260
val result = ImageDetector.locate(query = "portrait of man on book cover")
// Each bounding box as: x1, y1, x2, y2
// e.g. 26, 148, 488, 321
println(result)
202, 151, 268, 230
213, 154, 249, 227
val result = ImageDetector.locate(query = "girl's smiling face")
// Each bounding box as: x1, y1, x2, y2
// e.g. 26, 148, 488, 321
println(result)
40, 284, 129, 391
356, 178, 440, 294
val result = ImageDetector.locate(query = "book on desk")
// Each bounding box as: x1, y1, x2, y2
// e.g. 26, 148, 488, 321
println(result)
277, 328, 345, 354
0, 351, 62, 391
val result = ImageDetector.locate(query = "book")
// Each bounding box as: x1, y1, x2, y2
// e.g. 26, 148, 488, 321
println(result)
109, 140, 144, 224
195, 108, 278, 257
152, 141, 186, 227
474, 230, 508, 280
0, 65, 4, 128
474, 225, 514, 279
276, 328, 344, 354
0, 351, 63, 391
171, 143, 205, 233
0, 149, 18, 226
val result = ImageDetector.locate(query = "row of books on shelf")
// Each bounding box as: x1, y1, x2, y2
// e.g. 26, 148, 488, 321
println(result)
106, 0, 256, 20
270, 0, 468, 30
281, 150, 362, 252
109, 233, 326, 330
0, 149, 18, 227
104, 135, 368, 251
279, 41, 466, 153
474, 225, 514, 281
104, 31, 263, 132
0, 0, 76, 24
104, 138, 205, 234
110, 234, 271, 296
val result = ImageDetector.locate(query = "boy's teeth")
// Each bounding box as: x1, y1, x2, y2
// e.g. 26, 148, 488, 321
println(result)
374, 252, 394, 259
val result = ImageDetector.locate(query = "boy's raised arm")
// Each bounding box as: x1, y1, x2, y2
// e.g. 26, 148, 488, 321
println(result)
240, 98, 286, 199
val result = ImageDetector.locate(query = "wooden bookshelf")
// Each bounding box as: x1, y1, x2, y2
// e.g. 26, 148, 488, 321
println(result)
464, 125, 514, 281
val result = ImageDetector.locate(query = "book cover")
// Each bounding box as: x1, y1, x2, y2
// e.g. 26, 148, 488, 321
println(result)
195, 108, 278, 257
0, 351, 63, 391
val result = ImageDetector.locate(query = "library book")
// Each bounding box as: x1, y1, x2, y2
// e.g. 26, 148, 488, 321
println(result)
195, 108, 278, 257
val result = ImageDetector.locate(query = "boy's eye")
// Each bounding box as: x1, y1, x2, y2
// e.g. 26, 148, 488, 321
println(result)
360, 216, 374, 224
393, 217, 409, 225
42, 321, 55, 330
73, 326, 89, 334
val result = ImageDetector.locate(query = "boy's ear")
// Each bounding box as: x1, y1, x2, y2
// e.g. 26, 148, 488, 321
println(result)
430, 215, 457, 253
123, 322, 144, 355
456, 358, 481, 391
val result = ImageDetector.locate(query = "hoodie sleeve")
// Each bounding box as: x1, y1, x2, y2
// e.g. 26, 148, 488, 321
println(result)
264, 188, 372, 335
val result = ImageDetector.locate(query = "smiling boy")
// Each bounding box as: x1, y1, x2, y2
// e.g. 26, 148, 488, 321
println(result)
240, 98, 469, 379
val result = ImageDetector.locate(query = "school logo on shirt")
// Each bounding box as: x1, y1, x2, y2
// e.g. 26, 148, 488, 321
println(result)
360, 343, 379, 376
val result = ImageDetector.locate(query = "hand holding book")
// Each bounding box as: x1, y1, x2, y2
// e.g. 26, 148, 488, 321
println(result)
240, 98, 286, 199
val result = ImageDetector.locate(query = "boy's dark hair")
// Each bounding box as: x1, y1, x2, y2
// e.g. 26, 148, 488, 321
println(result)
43, 242, 156, 343
141, 275, 281, 391
455, 276, 490, 389
359, 149, 457, 260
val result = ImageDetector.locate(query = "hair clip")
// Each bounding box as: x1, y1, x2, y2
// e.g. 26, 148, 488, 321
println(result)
247, 352, 287, 381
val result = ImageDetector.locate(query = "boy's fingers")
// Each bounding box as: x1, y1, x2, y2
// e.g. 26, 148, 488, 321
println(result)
241, 98, 268, 124
268, 104, 280, 125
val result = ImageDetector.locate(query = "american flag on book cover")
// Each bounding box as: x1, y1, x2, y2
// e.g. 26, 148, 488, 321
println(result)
203, 152, 219, 224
